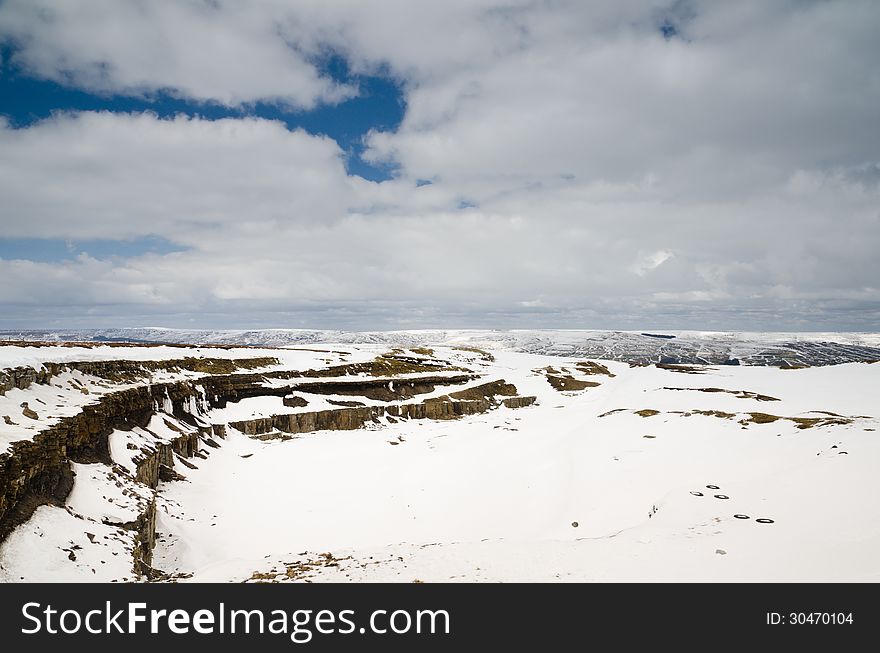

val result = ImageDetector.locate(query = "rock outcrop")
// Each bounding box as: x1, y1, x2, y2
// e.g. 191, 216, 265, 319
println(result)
0, 366, 51, 395
0, 356, 278, 396
0, 379, 207, 542
502, 396, 538, 409
289, 374, 476, 402
229, 383, 537, 437
0, 350, 536, 580
127, 498, 158, 576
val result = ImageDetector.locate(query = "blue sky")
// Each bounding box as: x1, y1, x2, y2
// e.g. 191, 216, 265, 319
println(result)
0, 47, 404, 262
0, 47, 405, 181
0, 1, 878, 331
0, 235, 187, 262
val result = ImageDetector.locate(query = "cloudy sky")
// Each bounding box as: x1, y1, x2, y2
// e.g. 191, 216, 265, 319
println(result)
0, 0, 878, 331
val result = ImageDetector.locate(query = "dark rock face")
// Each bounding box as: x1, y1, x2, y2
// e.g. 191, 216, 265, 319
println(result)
0, 362, 278, 544
231, 406, 379, 436
52, 357, 278, 382
0, 351, 536, 579
0, 380, 199, 542
133, 426, 201, 489
397, 398, 493, 420
229, 389, 538, 436
0, 353, 313, 579
289, 374, 475, 402
0, 357, 279, 396
126, 499, 157, 576
502, 396, 538, 409
0, 366, 50, 395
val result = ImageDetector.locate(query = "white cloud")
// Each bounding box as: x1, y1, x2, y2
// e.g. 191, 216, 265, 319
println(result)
0, 1, 879, 329
0, 111, 364, 241
363, 1, 880, 194
0, 0, 353, 107
633, 251, 674, 277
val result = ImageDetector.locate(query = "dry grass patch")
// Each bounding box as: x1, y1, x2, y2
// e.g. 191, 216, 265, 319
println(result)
740, 412, 854, 429
535, 366, 601, 392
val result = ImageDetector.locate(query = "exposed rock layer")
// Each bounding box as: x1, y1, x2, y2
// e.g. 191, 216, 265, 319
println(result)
1, 353, 535, 579
230, 390, 537, 437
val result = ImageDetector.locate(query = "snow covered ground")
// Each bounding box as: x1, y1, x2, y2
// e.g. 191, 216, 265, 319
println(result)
152, 351, 880, 583
4, 328, 880, 366
1, 338, 878, 582
0, 345, 372, 453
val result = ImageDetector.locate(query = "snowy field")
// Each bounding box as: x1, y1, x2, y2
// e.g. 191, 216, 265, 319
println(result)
0, 336, 878, 582
153, 353, 880, 582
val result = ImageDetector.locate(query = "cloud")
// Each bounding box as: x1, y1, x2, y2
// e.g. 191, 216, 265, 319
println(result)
0, 1, 879, 330
363, 1, 880, 193
633, 251, 674, 277
0, 0, 353, 107
0, 111, 364, 241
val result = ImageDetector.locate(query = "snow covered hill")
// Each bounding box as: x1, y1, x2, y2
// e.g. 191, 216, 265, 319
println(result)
3, 328, 880, 367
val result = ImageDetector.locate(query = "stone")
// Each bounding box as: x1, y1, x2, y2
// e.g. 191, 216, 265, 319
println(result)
20, 403, 39, 420
502, 396, 537, 409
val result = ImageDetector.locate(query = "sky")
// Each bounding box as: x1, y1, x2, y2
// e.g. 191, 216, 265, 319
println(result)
0, 0, 878, 332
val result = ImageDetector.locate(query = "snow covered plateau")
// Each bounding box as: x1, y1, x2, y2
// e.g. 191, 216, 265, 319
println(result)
0, 329, 878, 582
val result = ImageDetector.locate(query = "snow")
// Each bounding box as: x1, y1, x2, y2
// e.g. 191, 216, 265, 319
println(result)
0, 343, 362, 370
0, 369, 113, 452
0, 344, 371, 453
6, 327, 880, 349
208, 395, 292, 422
149, 352, 880, 582
210, 372, 504, 422
2, 338, 879, 582
0, 505, 137, 583
5, 329, 880, 368
66, 462, 151, 525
